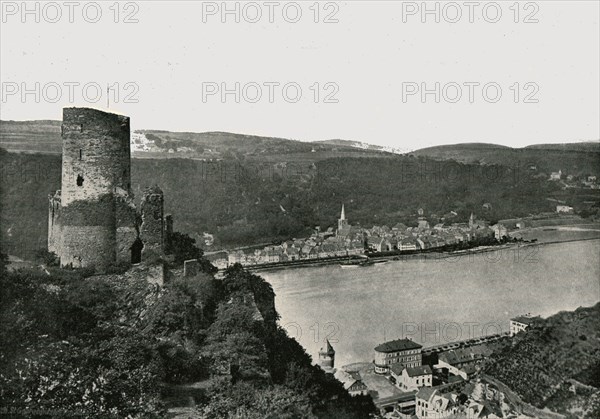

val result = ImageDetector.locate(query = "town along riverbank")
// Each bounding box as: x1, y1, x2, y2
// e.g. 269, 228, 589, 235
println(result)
246, 223, 600, 273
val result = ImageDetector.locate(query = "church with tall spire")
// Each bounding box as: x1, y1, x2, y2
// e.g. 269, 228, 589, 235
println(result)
337, 204, 350, 236
338, 204, 348, 231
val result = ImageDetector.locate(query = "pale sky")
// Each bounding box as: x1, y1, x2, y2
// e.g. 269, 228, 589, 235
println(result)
1, 0, 599, 149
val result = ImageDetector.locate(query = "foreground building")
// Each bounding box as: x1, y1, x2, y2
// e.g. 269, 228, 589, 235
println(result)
391, 365, 433, 391
374, 338, 422, 374
334, 369, 369, 397
416, 388, 459, 418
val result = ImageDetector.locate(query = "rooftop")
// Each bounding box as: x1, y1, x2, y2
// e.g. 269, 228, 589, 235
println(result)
405, 365, 432, 377
319, 339, 335, 355
374, 338, 422, 353
391, 363, 432, 377
416, 387, 437, 402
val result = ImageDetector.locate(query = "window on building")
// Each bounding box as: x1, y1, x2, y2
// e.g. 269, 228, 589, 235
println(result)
76, 174, 84, 187
131, 238, 143, 264
79, 149, 82, 160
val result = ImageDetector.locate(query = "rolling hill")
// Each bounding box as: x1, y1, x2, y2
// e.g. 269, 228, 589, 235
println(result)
0, 120, 391, 162
412, 142, 600, 177
0, 120, 62, 153
2, 119, 598, 177
315, 139, 410, 155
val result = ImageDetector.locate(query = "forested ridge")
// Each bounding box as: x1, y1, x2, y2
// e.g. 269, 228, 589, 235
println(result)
3, 148, 599, 260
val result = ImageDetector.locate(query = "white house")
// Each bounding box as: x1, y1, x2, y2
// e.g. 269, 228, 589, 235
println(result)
550, 170, 562, 181
399, 238, 418, 251
334, 369, 369, 396
416, 388, 459, 419
510, 314, 539, 336
492, 224, 508, 240
556, 205, 574, 214
391, 365, 432, 391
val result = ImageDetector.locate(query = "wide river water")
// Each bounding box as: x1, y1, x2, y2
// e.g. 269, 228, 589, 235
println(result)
262, 237, 600, 367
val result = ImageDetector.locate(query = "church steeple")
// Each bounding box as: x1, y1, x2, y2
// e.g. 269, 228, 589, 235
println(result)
338, 204, 348, 234
469, 212, 475, 228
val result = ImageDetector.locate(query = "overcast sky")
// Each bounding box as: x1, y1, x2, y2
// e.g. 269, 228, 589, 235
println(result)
1, 1, 599, 149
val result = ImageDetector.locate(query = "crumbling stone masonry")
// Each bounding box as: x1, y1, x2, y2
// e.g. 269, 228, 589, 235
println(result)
48, 107, 172, 270
140, 185, 165, 259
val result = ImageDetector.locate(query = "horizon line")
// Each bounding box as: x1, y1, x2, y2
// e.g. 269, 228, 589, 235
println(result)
1, 117, 599, 151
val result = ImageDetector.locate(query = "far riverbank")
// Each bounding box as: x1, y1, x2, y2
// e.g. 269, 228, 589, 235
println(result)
246, 224, 600, 274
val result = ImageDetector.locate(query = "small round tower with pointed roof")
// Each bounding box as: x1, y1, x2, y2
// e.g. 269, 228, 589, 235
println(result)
318, 340, 335, 372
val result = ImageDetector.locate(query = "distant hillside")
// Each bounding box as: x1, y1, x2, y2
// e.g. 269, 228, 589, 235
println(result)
0, 120, 390, 162
484, 303, 600, 418
0, 120, 62, 153
413, 142, 600, 177
5, 119, 598, 174
315, 139, 410, 155
525, 142, 600, 152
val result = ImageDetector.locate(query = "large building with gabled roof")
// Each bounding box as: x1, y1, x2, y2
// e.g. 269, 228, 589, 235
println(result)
374, 338, 422, 374
509, 314, 540, 336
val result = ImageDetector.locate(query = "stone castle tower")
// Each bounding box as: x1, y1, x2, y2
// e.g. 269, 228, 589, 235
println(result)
318, 340, 335, 372
48, 107, 171, 269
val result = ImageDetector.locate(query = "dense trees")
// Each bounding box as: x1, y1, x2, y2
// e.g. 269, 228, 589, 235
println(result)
0, 251, 377, 417
0, 260, 165, 416
166, 231, 217, 274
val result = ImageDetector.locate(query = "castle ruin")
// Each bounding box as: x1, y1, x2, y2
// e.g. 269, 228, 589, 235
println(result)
48, 107, 171, 269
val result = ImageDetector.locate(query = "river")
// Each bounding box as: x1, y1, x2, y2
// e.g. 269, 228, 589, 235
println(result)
262, 237, 600, 367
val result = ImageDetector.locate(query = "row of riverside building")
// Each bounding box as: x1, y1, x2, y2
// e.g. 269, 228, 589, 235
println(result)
206, 205, 509, 269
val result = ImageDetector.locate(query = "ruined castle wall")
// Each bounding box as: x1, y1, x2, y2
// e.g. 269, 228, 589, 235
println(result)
59, 194, 116, 268
115, 194, 139, 262
49, 107, 170, 270
140, 188, 164, 258
61, 226, 116, 268
164, 214, 173, 252
47, 191, 62, 255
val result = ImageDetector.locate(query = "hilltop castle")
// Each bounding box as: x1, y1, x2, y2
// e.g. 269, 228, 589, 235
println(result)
48, 107, 172, 269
